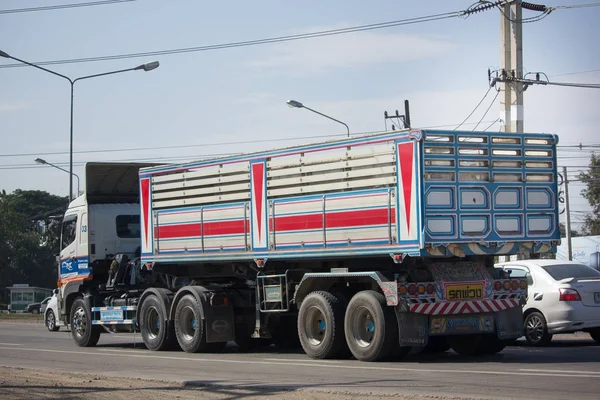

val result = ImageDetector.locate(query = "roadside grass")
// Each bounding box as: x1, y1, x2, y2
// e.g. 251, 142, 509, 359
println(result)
0, 312, 44, 320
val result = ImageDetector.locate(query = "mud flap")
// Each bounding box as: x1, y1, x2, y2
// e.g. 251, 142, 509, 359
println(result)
395, 307, 428, 348
203, 298, 235, 343
495, 306, 524, 340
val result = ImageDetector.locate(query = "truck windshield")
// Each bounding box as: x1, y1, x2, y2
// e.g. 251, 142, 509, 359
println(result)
542, 264, 600, 281
116, 215, 141, 238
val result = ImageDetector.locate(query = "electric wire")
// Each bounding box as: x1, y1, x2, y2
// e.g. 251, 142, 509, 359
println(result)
0, 5, 494, 69
482, 118, 501, 131
453, 86, 493, 130
0, 0, 134, 15
472, 90, 499, 131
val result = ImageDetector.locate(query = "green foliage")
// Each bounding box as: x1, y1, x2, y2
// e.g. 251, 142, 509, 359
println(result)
578, 154, 600, 235
559, 223, 580, 238
0, 190, 67, 303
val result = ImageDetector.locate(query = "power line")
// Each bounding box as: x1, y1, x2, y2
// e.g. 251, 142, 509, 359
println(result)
472, 90, 499, 131
483, 118, 502, 131
0, 0, 134, 15
0, 120, 501, 161
0, 4, 500, 69
554, 2, 600, 9
454, 86, 493, 130
552, 68, 600, 77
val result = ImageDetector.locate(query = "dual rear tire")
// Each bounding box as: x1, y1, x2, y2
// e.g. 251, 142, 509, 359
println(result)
298, 290, 407, 362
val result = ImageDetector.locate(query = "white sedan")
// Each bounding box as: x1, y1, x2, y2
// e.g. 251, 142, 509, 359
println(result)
495, 259, 600, 346
43, 290, 63, 332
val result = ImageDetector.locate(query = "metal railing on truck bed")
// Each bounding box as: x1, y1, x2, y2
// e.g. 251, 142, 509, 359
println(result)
139, 129, 560, 264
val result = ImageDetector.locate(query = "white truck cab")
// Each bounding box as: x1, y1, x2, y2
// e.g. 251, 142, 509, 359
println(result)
57, 163, 156, 321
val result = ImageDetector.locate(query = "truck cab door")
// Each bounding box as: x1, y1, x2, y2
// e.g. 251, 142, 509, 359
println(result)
59, 213, 79, 281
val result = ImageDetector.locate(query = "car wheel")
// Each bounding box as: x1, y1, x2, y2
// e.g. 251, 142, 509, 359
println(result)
524, 311, 552, 346
45, 310, 60, 332
589, 328, 600, 344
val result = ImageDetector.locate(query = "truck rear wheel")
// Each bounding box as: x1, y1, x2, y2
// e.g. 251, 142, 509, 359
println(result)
70, 298, 101, 347
421, 336, 451, 354
344, 290, 398, 362
139, 295, 172, 351
449, 334, 486, 356
298, 291, 348, 359
174, 294, 210, 353
480, 335, 508, 355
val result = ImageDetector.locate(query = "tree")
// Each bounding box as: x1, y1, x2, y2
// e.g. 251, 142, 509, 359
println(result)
560, 223, 580, 238
578, 153, 600, 235
0, 190, 67, 303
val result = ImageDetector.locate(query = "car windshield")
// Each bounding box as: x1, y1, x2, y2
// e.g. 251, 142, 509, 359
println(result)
542, 264, 600, 281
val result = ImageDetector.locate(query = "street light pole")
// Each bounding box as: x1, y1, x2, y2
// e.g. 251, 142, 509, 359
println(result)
34, 158, 80, 197
0, 50, 159, 202
287, 99, 350, 138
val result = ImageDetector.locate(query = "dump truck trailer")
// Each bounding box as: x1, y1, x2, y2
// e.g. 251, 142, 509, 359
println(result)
56, 128, 560, 361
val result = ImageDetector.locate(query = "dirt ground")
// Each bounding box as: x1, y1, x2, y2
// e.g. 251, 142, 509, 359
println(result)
0, 366, 465, 400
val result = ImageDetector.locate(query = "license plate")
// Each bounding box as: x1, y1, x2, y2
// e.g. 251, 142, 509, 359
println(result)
100, 310, 123, 321
595, 293, 600, 304
446, 284, 483, 300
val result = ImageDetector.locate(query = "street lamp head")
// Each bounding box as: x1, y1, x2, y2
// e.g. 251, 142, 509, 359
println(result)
34, 158, 47, 165
135, 61, 160, 72
0, 49, 10, 59
287, 100, 304, 109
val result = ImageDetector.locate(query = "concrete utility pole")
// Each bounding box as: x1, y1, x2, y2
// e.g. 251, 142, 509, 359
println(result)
563, 166, 573, 260
499, 0, 524, 132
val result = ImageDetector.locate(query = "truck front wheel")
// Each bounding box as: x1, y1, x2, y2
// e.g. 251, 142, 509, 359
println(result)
70, 298, 100, 347
139, 295, 172, 351
298, 291, 348, 359
344, 290, 398, 362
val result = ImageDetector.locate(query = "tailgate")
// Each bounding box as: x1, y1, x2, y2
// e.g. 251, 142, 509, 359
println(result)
421, 130, 560, 255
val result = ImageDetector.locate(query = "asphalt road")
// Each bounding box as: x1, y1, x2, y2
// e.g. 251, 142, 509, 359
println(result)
1, 321, 600, 400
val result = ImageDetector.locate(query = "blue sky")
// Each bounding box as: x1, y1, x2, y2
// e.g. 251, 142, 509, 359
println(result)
1, 0, 598, 227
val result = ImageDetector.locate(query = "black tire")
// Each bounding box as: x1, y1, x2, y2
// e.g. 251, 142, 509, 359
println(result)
70, 298, 101, 347
421, 336, 451, 354
139, 295, 172, 351
298, 291, 348, 359
449, 334, 486, 357
344, 290, 398, 362
524, 311, 553, 346
174, 294, 210, 353
45, 310, 60, 332
480, 335, 508, 355
588, 328, 600, 344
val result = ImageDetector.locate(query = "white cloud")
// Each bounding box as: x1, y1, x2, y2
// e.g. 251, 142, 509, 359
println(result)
248, 29, 458, 76
0, 102, 28, 112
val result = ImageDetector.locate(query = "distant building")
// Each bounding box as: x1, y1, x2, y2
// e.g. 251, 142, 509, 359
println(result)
557, 235, 600, 270
6, 284, 53, 313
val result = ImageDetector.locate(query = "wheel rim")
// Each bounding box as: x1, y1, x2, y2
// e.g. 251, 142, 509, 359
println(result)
179, 305, 197, 342
526, 315, 544, 343
304, 306, 326, 346
47, 312, 55, 330
351, 306, 375, 348
72, 306, 88, 339
145, 306, 161, 340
